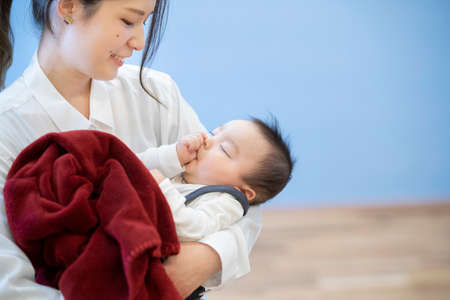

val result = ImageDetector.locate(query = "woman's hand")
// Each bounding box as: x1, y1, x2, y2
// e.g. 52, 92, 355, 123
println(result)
164, 242, 221, 297
176, 132, 208, 166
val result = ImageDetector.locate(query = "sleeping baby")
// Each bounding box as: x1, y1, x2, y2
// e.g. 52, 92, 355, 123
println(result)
150, 117, 295, 241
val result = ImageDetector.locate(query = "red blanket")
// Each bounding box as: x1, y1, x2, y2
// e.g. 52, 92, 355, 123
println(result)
4, 130, 182, 300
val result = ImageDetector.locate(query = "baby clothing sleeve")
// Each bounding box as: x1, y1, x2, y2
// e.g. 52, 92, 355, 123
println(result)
137, 143, 184, 179
158, 179, 244, 241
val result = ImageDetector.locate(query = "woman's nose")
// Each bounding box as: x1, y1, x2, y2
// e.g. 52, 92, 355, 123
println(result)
128, 24, 145, 51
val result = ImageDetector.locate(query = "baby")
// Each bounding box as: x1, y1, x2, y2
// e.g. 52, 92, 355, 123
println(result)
150, 117, 295, 241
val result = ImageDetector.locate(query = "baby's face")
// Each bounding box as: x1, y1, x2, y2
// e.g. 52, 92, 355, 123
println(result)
183, 120, 270, 190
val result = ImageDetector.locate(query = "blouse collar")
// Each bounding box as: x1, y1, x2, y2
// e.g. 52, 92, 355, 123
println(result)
22, 53, 114, 132
90, 79, 115, 131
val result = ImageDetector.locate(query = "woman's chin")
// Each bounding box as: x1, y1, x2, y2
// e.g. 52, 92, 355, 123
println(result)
97, 71, 118, 81
92, 66, 119, 81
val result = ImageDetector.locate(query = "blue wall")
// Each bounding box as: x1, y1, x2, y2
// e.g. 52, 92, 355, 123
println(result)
6, 1, 450, 207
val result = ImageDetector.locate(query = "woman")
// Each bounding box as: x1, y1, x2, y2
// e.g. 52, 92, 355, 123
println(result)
0, 0, 262, 299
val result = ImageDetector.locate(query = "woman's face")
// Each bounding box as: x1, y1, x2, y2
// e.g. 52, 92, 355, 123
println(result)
60, 0, 156, 80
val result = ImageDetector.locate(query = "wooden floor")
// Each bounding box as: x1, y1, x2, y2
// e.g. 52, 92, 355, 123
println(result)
208, 202, 450, 300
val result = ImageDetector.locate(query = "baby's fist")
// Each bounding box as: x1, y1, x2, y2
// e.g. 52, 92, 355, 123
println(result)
176, 132, 207, 166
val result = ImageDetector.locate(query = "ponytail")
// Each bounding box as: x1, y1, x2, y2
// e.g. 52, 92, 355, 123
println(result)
139, 0, 168, 105
0, 0, 13, 89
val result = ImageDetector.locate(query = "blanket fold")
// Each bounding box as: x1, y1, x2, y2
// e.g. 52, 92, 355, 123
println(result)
4, 130, 182, 300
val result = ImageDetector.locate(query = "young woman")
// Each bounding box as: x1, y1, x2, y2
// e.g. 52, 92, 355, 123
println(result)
0, 1, 262, 299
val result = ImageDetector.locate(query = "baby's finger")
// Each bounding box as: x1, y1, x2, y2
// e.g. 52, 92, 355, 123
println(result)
189, 133, 203, 150
195, 132, 205, 147
200, 132, 208, 144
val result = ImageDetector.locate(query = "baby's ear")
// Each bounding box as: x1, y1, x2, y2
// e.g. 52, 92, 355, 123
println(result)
234, 185, 256, 201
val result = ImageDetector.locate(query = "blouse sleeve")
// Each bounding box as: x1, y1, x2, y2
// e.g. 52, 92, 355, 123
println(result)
0, 117, 64, 300
136, 143, 184, 179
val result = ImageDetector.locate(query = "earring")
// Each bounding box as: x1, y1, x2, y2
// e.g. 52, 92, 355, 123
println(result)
63, 16, 73, 24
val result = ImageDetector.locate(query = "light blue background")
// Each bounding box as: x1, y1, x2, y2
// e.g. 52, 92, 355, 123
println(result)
6, 1, 450, 208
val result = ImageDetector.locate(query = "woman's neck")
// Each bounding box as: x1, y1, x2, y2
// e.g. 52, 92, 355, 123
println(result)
37, 40, 91, 119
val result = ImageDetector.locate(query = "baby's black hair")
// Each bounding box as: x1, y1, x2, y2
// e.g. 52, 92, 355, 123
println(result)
244, 116, 295, 205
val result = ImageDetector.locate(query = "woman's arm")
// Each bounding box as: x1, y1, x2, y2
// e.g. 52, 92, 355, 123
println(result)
164, 242, 221, 298
0, 152, 63, 300
199, 205, 262, 287
164, 208, 262, 293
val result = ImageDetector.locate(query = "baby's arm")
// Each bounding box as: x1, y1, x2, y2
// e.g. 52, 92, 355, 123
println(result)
137, 132, 206, 178
150, 171, 244, 241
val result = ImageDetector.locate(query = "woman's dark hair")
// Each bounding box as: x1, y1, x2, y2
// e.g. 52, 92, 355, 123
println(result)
1, 0, 168, 100
243, 116, 295, 205
139, 0, 168, 103
0, 0, 14, 88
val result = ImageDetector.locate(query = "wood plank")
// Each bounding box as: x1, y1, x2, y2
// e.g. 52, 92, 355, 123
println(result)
208, 202, 450, 300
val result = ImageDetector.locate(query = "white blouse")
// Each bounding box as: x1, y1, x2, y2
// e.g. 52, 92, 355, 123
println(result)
0, 54, 262, 299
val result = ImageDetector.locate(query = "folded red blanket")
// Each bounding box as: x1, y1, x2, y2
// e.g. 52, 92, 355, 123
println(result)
4, 130, 182, 300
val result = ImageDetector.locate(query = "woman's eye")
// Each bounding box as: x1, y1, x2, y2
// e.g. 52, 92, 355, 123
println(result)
121, 19, 134, 26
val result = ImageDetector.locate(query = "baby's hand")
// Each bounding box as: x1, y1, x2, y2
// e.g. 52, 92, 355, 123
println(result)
150, 169, 166, 183
176, 132, 207, 166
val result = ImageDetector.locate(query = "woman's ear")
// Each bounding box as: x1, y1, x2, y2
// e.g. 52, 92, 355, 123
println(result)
56, 0, 80, 22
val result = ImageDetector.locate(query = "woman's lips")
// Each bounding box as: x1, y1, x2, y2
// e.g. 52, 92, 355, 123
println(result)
111, 53, 125, 67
